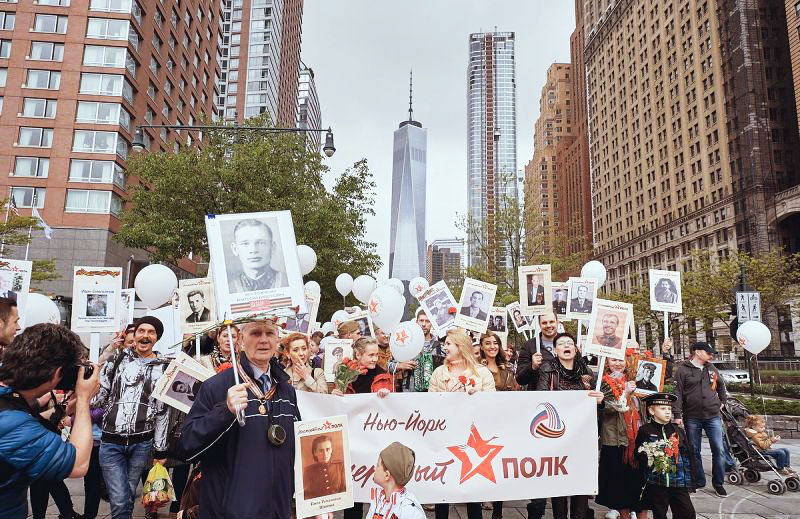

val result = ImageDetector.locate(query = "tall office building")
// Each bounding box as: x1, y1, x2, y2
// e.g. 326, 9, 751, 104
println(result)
216, 0, 302, 124
556, 0, 592, 258
297, 64, 320, 149
388, 73, 426, 281
585, 0, 800, 355
426, 238, 464, 284
524, 63, 574, 256
0, 0, 221, 296
467, 31, 518, 276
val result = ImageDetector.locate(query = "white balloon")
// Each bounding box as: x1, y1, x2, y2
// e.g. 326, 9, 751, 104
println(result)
304, 280, 321, 295
737, 321, 771, 355
580, 260, 607, 287
368, 285, 405, 331
296, 245, 317, 276
24, 293, 61, 327
386, 278, 405, 296
331, 309, 351, 328
389, 321, 425, 362
408, 277, 430, 299
335, 273, 354, 297
320, 322, 335, 335
134, 264, 178, 309
352, 275, 377, 304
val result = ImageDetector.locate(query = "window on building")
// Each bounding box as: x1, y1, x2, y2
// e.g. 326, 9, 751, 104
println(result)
83, 45, 126, 67
79, 72, 124, 96
26, 69, 60, 89
37, 0, 70, 6
30, 41, 64, 61
72, 130, 127, 158
86, 18, 129, 40
0, 68, 6, 87
76, 101, 129, 130
22, 98, 57, 118
69, 159, 125, 188
0, 40, 10, 58
65, 189, 122, 216
0, 11, 14, 30
13, 157, 49, 177
90, 0, 130, 12
10, 187, 45, 208
18, 127, 53, 147
33, 14, 68, 33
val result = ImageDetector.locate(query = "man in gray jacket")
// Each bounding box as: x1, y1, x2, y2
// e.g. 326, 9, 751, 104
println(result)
673, 342, 728, 497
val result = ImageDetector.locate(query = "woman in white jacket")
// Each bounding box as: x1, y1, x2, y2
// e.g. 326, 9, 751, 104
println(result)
366, 442, 426, 519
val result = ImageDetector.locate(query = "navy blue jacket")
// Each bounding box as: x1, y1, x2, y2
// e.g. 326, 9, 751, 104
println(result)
0, 387, 76, 519
177, 354, 300, 519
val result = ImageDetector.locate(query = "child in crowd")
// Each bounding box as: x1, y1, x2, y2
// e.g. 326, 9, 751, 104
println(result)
745, 415, 796, 476
366, 442, 425, 519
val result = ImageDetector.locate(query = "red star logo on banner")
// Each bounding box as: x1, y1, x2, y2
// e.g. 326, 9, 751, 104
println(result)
369, 299, 379, 314
395, 329, 409, 344
446, 424, 504, 484
415, 284, 424, 293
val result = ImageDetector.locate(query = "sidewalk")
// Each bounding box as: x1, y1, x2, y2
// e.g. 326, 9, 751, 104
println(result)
37, 439, 800, 518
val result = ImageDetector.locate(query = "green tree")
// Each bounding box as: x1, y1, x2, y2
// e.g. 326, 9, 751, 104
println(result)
0, 199, 59, 288
115, 116, 381, 319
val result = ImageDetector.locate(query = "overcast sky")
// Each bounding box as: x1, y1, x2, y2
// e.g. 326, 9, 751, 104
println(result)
301, 1, 574, 278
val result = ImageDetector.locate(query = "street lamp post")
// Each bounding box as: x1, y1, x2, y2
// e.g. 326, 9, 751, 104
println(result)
131, 124, 336, 157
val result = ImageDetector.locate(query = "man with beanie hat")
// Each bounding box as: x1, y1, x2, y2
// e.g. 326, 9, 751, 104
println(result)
92, 316, 171, 519
366, 442, 425, 519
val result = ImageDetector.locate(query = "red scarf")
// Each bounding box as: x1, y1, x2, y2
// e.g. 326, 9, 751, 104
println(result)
602, 372, 641, 467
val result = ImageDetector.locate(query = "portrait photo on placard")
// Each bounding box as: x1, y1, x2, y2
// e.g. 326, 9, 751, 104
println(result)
506, 302, 529, 333
633, 357, 666, 396
518, 264, 552, 315
455, 278, 497, 334
285, 290, 320, 335
300, 431, 347, 499
418, 281, 458, 336
71, 266, 122, 333
322, 338, 353, 382
565, 277, 598, 320
648, 269, 683, 314
179, 278, 216, 335
152, 360, 211, 414
551, 282, 569, 319
118, 288, 135, 331
206, 211, 306, 319
0, 259, 32, 328
85, 294, 108, 317
584, 299, 632, 360
350, 310, 374, 338
487, 307, 507, 333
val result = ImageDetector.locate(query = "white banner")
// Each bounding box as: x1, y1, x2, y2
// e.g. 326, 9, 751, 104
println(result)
296, 392, 599, 503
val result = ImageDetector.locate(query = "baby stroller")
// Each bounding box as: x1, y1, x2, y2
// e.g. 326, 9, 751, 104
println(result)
722, 397, 800, 494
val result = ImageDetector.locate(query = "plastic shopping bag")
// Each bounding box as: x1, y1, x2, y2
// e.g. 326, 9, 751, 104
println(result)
142, 461, 175, 512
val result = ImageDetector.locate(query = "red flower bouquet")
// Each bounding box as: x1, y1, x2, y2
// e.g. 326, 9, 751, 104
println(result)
334, 357, 367, 393
451, 374, 476, 392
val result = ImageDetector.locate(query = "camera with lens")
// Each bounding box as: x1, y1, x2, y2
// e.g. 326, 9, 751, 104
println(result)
56, 362, 94, 391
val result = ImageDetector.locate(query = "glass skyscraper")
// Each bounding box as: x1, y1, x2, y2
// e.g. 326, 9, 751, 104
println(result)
389, 78, 427, 281
467, 31, 518, 271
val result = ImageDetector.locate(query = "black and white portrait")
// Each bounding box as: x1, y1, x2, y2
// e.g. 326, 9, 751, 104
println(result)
418, 281, 458, 337
185, 289, 211, 324
179, 278, 216, 335
222, 217, 288, 294
153, 360, 211, 414
634, 358, 666, 395
648, 269, 683, 313
0, 271, 17, 301
460, 290, 489, 320
487, 310, 507, 332
552, 282, 568, 317
506, 302, 529, 333
86, 294, 108, 317
518, 264, 552, 314
454, 277, 497, 334
566, 277, 598, 320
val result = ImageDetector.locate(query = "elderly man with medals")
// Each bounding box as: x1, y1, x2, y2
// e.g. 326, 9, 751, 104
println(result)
177, 318, 300, 519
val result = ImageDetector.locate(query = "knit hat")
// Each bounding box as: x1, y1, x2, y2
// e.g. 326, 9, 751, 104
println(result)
337, 320, 359, 336
380, 442, 415, 487
134, 316, 164, 341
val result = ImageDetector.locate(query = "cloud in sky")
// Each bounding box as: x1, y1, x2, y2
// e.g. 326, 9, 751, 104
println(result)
301, 1, 574, 278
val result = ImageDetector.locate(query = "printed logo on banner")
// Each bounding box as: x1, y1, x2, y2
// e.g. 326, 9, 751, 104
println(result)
446, 425, 504, 484
529, 403, 566, 439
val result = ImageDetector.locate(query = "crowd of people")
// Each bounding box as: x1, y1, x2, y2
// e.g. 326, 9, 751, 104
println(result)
0, 294, 795, 519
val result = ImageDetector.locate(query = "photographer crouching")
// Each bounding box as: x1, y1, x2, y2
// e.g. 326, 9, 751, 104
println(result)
0, 323, 99, 519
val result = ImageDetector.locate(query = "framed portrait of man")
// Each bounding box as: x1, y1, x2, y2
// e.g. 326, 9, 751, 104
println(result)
506, 301, 529, 333
517, 264, 552, 315
322, 338, 353, 383
487, 307, 507, 333
418, 281, 458, 337
648, 269, 682, 314
633, 357, 666, 397
153, 359, 212, 414
584, 299, 633, 360
71, 266, 122, 333
294, 415, 353, 518
206, 211, 306, 320
454, 278, 497, 334
551, 282, 569, 319
179, 278, 216, 334
284, 290, 321, 335
117, 288, 135, 332
565, 277, 598, 320
348, 309, 375, 339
